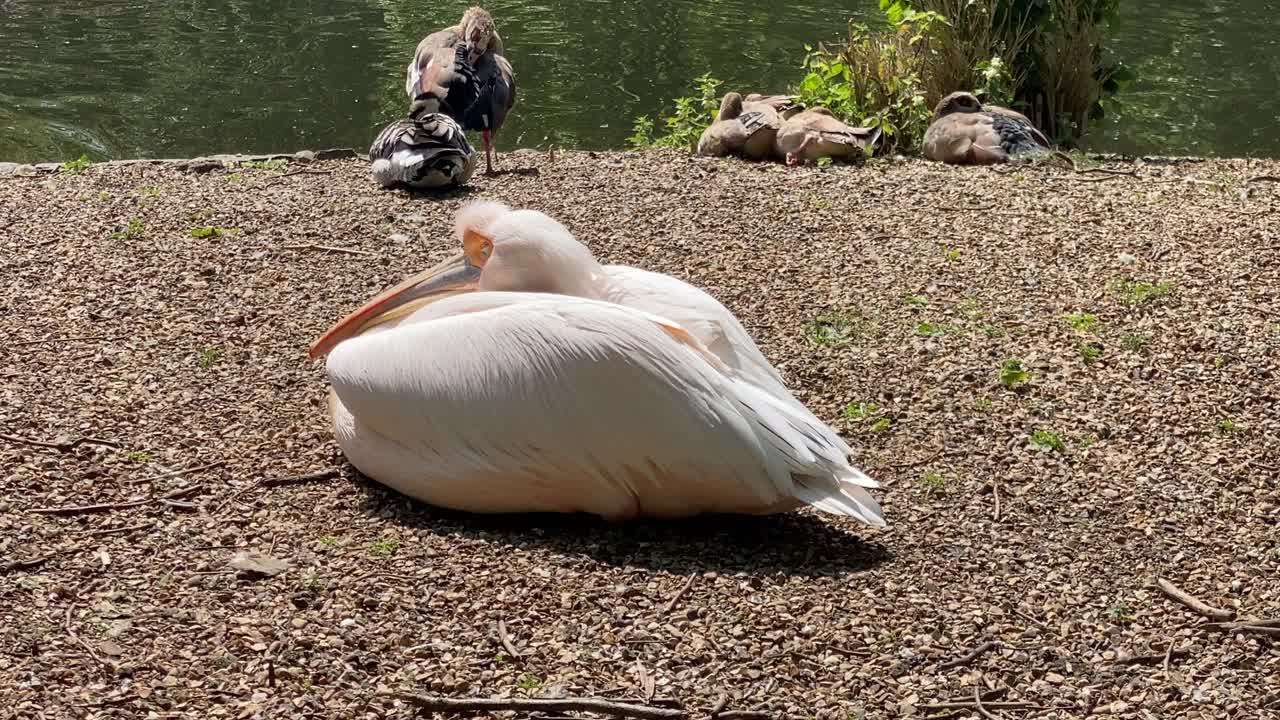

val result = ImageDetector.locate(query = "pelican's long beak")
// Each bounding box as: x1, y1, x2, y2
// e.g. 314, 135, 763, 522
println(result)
308, 250, 482, 359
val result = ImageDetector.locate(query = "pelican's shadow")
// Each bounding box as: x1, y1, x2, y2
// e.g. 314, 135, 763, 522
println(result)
351, 474, 891, 578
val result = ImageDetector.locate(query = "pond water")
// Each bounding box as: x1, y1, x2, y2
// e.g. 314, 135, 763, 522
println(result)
1, 0, 1277, 163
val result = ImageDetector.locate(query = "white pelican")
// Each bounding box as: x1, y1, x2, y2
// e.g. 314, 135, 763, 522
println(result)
307, 203, 885, 526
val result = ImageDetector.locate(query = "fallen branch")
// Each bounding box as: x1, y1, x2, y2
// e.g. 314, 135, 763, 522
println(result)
1115, 647, 1190, 666
10, 334, 130, 347
497, 619, 522, 659
1154, 577, 1234, 620
30, 498, 151, 516
992, 483, 1002, 522
260, 469, 339, 487
2, 546, 83, 573
135, 461, 225, 484
937, 204, 996, 213
919, 702, 1038, 711
76, 522, 153, 538
973, 684, 1004, 720
0, 433, 121, 452
65, 603, 114, 668
1199, 619, 1280, 637
277, 243, 374, 257
938, 641, 999, 670
662, 575, 697, 614
1246, 175, 1280, 183
386, 692, 687, 720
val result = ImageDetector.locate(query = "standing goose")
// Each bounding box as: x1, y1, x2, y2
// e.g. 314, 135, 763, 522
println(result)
922, 91, 1050, 165
697, 92, 794, 161
774, 108, 882, 165
405, 6, 516, 175
372, 44, 479, 189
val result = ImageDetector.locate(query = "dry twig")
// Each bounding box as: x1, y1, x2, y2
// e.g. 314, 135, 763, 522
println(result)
1200, 619, 1280, 637
1154, 577, 1234, 620
496, 619, 522, 659
973, 684, 1005, 720
261, 469, 340, 487
0, 433, 120, 452
938, 641, 999, 671
386, 692, 687, 720
1246, 175, 1280, 183
278, 243, 373, 257
662, 575, 697, 614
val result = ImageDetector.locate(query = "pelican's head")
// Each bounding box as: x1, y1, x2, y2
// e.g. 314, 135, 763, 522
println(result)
308, 201, 603, 359
459, 6, 497, 64
933, 91, 983, 118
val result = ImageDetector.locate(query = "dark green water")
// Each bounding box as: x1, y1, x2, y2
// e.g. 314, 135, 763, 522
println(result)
1, 0, 1277, 163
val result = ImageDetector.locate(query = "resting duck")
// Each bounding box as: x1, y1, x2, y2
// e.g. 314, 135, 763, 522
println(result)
405, 6, 516, 175
773, 108, 882, 165
697, 92, 794, 161
923, 91, 1050, 165
369, 108, 476, 190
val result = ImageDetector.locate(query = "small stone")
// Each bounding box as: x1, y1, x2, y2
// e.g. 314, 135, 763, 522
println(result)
1110, 700, 1129, 713
1118, 252, 1138, 265
293, 150, 317, 164
1045, 672, 1066, 684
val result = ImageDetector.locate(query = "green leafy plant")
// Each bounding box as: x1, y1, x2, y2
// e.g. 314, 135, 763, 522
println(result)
516, 674, 542, 690
369, 536, 400, 557
1121, 333, 1150, 352
61, 154, 93, 174
806, 310, 872, 348
631, 74, 723, 150
1115, 278, 1174, 305
1077, 342, 1103, 364
1064, 312, 1099, 332
1216, 419, 1246, 434
125, 450, 154, 464
915, 321, 962, 337
189, 226, 235, 238
842, 401, 880, 421
869, 418, 893, 433
920, 472, 946, 492
110, 218, 144, 241
903, 294, 929, 307
197, 346, 224, 369
942, 245, 961, 262
1109, 602, 1134, 623
319, 535, 339, 548
998, 359, 1030, 389
1028, 429, 1065, 452
241, 158, 288, 171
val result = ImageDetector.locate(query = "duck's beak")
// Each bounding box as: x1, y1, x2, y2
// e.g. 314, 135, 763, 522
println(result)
308, 251, 482, 359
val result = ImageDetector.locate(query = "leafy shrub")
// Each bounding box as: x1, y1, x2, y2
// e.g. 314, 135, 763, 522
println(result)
628, 74, 724, 150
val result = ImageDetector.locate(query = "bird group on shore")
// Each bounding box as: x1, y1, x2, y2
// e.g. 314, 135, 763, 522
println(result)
367, 7, 1050, 190
369, 6, 515, 190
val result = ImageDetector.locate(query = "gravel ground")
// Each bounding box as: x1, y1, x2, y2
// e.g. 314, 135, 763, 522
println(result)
1, 149, 1278, 720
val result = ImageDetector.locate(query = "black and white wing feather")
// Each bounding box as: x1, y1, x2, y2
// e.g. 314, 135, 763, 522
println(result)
369, 113, 477, 190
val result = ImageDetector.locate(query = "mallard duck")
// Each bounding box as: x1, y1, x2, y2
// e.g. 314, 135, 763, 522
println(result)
696, 92, 795, 161
922, 91, 1050, 165
369, 105, 477, 190
406, 7, 516, 175
774, 108, 881, 165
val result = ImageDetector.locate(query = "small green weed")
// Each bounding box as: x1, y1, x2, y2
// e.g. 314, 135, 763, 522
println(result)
188, 208, 213, 222
842, 402, 879, 421
915, 321, 962, 337
319, 535, 339, 548
980, 324, 1004, 338
214, 652, 236, 669
1121, 333, 1150, 352
62, 154, 93, 174
516, 674, 542, 690
1064, 312, 1099, 332
973, 397, 993, 413
125, 450, 154, 464
958, 298, 983, 320
1028, 429, 1065, 453
941, 245, 961, 262
920, 472, 946, 492
196, 346, 223, 369
225, 172, 244, 184
1077, 342, 1103, 364
809, 194, 831, 209
303, 573, 323, 594
1216, 419, 1246, 434
868, 418, 893, 433
806, 310, 872, 348
241, 158, 288, 171
815, 156, 834, 169
135, 185, 162, 198
189, 226, 233, 239
494, 652, 509, 664
1109, 603, 1134, 623
998, 359, 1030, 390
110, 218, 144, 241
903, 294, 929, 307
369, 536, 400, 557
1116, 278, 1174, 305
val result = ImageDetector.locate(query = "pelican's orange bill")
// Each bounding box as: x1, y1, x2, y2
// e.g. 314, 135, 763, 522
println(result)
307, 251, 483, 360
